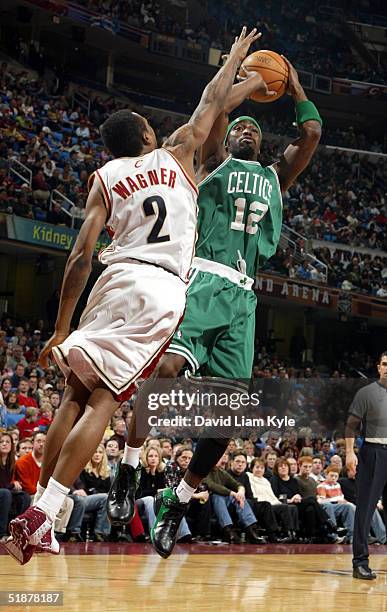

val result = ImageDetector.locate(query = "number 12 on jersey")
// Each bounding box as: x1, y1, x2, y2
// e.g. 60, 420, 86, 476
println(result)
230, 197, 268, 235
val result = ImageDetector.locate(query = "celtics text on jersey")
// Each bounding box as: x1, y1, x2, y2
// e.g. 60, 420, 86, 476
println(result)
196, 156, 283, 277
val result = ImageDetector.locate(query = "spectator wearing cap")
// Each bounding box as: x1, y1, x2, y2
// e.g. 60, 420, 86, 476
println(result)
43, 383, 54, 397
32, 329, 43, 348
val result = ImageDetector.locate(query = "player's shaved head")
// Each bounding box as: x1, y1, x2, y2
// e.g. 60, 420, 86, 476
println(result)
100, 109, 156, 158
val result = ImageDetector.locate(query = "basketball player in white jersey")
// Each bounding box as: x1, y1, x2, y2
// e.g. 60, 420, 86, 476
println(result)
3, 27, 259, 565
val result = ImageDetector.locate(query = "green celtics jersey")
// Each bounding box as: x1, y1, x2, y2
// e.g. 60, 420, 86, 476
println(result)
196, 156, 283, 277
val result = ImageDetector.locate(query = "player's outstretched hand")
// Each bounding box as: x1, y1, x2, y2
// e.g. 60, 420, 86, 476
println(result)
281, 55, 302, 96
38, 331, 69, 368
229, 26, 261, 65
237, 67, 276, 99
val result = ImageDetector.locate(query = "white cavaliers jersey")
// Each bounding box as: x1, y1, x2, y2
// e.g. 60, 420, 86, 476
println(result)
95, 148, 198, 280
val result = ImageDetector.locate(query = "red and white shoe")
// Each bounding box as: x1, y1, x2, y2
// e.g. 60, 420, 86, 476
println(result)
3, 506, 52, 565
35, 526, 60, 555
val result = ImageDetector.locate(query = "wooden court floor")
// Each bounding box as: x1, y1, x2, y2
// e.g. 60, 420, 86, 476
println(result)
0, 543, 386, 612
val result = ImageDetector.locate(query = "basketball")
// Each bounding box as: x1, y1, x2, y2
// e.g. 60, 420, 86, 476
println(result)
240, 50, 289, 103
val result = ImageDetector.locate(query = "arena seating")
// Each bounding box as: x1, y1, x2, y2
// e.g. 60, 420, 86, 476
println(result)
0, 59, 386, 296
61, 1, 387, 85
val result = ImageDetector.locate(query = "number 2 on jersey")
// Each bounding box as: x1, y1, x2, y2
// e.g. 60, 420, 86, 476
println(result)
230, 197, 268, 234
143, 196, 170, 243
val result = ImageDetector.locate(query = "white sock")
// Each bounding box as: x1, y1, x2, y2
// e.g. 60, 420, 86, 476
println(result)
175, 479, 196, 504
36, 477, 70, 522
121, 445, 141, 468
33, 482, 46, 505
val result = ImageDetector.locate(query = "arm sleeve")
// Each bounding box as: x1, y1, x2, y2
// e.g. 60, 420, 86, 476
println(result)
349, 387, 368, 420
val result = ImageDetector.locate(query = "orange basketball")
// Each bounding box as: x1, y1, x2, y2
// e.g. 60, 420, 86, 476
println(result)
240, 50, 289, 103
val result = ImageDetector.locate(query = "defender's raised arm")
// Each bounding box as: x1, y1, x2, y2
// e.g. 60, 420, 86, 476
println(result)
164, 27, 260, 179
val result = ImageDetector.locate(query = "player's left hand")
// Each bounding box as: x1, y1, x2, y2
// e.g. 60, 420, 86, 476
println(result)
237, 67, 276, 98
38, 331, 69, 368
281, 55, 302, 96
228, 27, 262, 65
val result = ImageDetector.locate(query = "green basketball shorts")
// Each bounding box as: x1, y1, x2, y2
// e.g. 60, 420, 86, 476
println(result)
166, 262, 256, 379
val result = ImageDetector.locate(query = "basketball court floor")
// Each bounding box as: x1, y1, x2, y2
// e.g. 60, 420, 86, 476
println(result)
1, 543, 386, 611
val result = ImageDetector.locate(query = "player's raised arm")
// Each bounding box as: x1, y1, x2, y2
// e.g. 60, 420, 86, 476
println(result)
164, 27, 260, 178
198, 66, 276, 169
38, 179, 107, 367
273, 57, 322, 193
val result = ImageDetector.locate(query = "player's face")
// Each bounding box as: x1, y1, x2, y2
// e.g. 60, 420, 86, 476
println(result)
377, 356, 387, 381
227, 121, 261, 160
144, 118, 157, 150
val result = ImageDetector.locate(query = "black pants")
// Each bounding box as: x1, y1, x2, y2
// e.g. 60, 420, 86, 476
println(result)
186, 498, 212, 537
353, 443, 387, 568
248, 499, 279, 536
272, 503, 299, 532
296, 496, 329, 537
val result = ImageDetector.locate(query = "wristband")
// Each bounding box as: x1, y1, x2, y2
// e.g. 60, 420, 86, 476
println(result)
295, 100, 322, 126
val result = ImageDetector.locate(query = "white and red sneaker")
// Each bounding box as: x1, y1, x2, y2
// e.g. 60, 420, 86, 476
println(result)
2, 506, 52, 565
35, 526, 60, 555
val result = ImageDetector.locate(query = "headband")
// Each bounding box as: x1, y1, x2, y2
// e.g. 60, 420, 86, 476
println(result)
224, 115, 262, 144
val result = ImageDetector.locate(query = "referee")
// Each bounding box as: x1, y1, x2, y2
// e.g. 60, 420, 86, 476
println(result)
345, 351, 387, 580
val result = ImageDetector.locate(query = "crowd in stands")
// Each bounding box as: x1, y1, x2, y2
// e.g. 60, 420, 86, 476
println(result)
70, 0, 387, 85
0, 60, 386, 296
23, 0, 383, 87
0, 316, 385, 544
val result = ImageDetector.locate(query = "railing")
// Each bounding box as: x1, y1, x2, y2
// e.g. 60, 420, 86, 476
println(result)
50, 190, 77, 229
72, 90, 91, 116
9, 159, 32, 187
280, 225, 328, 283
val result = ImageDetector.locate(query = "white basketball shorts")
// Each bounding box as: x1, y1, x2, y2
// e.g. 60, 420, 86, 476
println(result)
52, 261, 187, 400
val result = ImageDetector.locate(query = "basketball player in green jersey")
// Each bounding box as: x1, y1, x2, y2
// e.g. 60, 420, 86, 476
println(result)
108, 58, 322, 558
